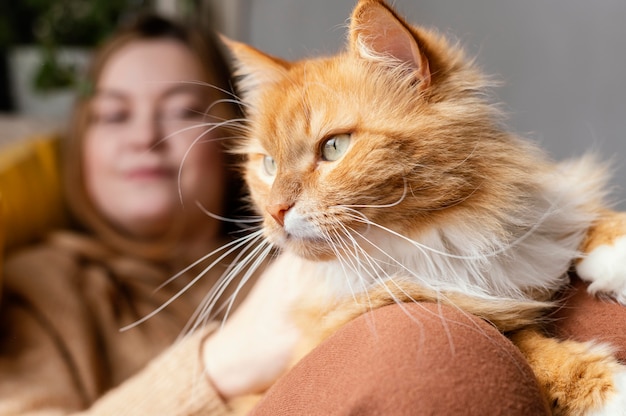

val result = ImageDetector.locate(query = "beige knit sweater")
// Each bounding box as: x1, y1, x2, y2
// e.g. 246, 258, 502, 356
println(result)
0, 231, 236, 415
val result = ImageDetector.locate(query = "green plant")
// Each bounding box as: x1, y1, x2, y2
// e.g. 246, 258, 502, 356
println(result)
32, 0, 148, 91
2, 0, 206, 93
28, 0, 149, 92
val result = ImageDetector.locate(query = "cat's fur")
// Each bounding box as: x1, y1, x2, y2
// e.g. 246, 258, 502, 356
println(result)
220, 0, 626, 414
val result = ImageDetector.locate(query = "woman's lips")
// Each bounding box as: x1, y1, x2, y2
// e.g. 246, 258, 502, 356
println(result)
125, 166, 174, 181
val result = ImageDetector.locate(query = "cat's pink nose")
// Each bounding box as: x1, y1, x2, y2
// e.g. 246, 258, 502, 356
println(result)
267, 203, 291, 226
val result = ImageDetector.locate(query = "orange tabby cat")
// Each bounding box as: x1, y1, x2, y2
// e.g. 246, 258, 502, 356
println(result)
219, 0, 626, 414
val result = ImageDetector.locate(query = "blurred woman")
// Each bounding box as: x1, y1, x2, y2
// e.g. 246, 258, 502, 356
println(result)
0, 14, 250, 415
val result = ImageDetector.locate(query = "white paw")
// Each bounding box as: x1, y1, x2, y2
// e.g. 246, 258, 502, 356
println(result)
576, 235, 626, 304
588, 370, 626, 416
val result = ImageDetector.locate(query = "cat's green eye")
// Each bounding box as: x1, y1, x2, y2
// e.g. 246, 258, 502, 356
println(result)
321, 134, 351, 162
262, 155, 277, 176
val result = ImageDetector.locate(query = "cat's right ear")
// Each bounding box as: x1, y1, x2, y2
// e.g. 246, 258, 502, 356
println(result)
348, 0, 431, 91
220, 35, 290, 113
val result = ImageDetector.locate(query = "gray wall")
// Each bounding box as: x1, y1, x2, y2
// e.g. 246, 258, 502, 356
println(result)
233, 0, 626, 209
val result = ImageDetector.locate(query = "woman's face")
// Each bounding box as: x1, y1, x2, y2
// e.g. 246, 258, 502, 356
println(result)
84, 39, 225, 238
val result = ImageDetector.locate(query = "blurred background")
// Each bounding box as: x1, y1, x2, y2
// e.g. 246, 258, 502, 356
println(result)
1, 0, 625, 207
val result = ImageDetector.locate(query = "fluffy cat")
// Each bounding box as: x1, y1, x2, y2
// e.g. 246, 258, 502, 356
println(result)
215, 0, 626, 414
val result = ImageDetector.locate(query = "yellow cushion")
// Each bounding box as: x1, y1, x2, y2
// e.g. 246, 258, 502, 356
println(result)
0, 192, 3, 291
0, 135, 67, 252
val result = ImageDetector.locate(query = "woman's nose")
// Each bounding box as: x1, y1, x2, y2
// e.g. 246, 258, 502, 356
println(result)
128, 113, 162, 149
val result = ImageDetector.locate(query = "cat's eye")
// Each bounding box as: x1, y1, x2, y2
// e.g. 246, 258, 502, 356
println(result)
263, 155, 277, 176
321, 134, 351, 162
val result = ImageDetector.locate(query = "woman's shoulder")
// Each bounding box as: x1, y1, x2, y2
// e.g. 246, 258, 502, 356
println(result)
2, 230, 110, 293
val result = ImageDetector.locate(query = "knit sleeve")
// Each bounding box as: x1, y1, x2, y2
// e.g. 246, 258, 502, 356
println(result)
77, 327, 233, 416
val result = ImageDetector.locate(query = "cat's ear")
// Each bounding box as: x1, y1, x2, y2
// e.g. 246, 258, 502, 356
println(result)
349, 0, 431, 90
220, 35, 290, 112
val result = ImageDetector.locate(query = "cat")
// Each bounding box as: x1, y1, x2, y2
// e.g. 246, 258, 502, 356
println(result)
212, 0, 626, 414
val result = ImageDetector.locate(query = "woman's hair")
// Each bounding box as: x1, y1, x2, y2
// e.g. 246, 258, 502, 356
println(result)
63, 13, 247, 261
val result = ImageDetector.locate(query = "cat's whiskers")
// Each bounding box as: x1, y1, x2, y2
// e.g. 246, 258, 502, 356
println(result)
207, 113, 255, 137
175, 119, 251, 205
148, 81, 255, 205
333, 202, 503, 301
192, 118, 254, 138
195, 201, 263, 225
343, 209, 492, 261
145, 117, 248, 209
322, 225, 387, 327
161, 228, 262, 291
336, 191, 576, 301
332, 224, 379, 297
330, 216, 433, 312
121, 228, 265, 332
343, 211, 498, 296
185, 238, 275, 335
337, 220, 526, 355
199, 232, 272, 315
173, 80, 253, 115
446, 137, 481, 171
408, 182, 486, 212
324, 228, 368, 306
338, 177, 409, 210
330, 221, 466, 352
344, 219, 435, 287
177, 80, 242, 99
148, 80, 252, 143
340, 210, 437, 276
195, 232, 266, 316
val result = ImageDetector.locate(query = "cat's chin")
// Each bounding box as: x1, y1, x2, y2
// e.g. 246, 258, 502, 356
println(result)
268, 229, 338, 262
280, 240, 338, 262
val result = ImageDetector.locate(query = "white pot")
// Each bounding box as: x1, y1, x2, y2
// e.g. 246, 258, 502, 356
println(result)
8, 46, 91, 119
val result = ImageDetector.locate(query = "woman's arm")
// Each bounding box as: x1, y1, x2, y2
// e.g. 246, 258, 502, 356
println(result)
77, 328, 232, 416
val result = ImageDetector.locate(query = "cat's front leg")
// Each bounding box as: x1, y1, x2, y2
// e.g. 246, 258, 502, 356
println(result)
202, 254, 321, 411
577, 211, 626, 304
511, 328, 626, 416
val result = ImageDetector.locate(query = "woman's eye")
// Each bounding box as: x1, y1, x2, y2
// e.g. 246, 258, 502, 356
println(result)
93, 111, 128, 124
321, 133, 351, 161
163, 107, 202, 121
263, 155, 277, 176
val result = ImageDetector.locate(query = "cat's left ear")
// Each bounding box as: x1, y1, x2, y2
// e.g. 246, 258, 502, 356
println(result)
220, 35, 290, 113
349, 0, 431, 90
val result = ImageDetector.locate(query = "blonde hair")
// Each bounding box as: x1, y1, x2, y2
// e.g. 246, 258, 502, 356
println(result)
63, 14, 245, 261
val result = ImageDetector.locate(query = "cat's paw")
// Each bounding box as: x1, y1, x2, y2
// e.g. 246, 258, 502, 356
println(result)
576, 235, 626, 304
588, 370, 626, 416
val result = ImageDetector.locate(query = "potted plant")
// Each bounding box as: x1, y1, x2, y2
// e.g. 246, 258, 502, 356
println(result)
3, 0, 149, 117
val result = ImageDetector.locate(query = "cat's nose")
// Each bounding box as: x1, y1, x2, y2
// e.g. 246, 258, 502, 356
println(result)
267, 203, 292, 226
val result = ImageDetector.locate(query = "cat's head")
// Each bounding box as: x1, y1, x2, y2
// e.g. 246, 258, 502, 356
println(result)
223, 0, 540, 261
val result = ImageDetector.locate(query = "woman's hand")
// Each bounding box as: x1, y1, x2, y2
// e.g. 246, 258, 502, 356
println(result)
202, 254, 314, 399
